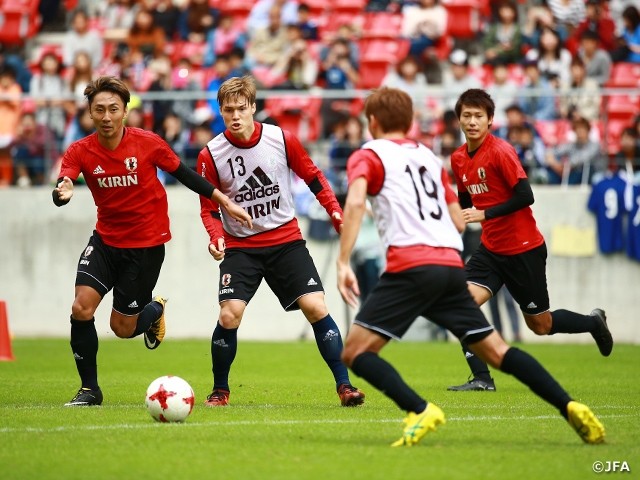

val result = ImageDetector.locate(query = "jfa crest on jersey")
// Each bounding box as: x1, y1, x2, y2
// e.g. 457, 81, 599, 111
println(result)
206, 124, 295, 237
362, 139, 463, 252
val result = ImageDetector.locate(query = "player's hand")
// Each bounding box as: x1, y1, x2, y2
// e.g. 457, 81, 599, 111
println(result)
55, 177, 74, 201
337, 260, 360, 309
208, 237, 226, 261
331, 211, 343, 234
222, 201, 253, 229
461, 208, 485, 224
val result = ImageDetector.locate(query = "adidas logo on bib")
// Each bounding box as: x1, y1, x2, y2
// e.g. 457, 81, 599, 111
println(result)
307, 278, 317, 286
527, 302, 537, 309
128, 300, 138, 308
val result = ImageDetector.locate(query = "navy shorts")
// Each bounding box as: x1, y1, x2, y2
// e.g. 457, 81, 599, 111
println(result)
355, 265, 494, 344
76, 231, 165, 316
218, 240, 323, 311
465, 242, 550, 315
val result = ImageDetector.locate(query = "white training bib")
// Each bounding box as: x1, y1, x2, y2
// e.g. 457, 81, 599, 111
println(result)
363, 139, 463, 252
206, 124, 295, 237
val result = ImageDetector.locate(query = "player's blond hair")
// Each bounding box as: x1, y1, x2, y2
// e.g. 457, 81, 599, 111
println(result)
364, 87, 413, 134
84, 76, 131, 108
217, 75, 257, 109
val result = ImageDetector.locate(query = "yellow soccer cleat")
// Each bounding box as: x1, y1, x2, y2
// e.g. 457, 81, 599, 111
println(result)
144, 296, 167, 350
391, 403, 446, 447
567, 401, 605, 444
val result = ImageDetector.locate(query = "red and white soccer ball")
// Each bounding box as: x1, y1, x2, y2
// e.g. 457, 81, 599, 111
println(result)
145, 375, 195, 423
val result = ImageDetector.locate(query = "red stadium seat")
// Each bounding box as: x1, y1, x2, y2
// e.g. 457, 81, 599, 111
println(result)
0, 0, 40, 14
318, 12, 365, 41
218, 0, 256, 16
264, 96, 322, 142
0, 11, 41, 44
603, 119, 630, 155
534, 119, 572, 147
507, 64, 525, 85
359, 38, 410, 63
608, 63, 640, 87
301, 0, 327, 15
468, 64, 493, 87
605, 94, 640, 121
445, 0, 482, 39
331, 0, 368, 14
357, 61, 392, 89
361, 12, 403, 39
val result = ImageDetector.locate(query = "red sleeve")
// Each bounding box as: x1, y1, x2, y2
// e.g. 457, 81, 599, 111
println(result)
284, 130, 343, 232
197, 148, 224, 243
441, 167, 458, 205
346, 149, 384, 195
496, 148, 527, 188
450, 150, 465, 195
58, 142, 82, 180
150, 133, 181, 172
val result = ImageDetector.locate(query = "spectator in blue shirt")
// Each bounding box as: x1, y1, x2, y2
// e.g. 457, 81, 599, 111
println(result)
518, 53, 557, 121
619, 6, 640, 63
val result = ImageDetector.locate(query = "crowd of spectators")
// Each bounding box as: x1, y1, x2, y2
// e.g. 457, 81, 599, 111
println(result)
0, 0, 639, 188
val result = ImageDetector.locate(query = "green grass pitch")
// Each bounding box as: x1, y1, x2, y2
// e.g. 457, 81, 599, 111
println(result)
1, 339, 638, 480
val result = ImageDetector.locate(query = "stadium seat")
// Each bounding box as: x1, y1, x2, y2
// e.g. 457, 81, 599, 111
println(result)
534, 119, 572, 147
431, 35, 453, 61
361, 12, 403, 39
603, 119, 629, 155
0, 0, 40, 14
359, 38, 410, 64
507, 64, 525, 85
444, 0, 482, 39
172, 41, 208, 67
218, 0, 256, 16
469, 64, 493, 87
318, 12, 365, 41
357, 61, 392, 89
605, 94, 640, 121
264, 96, 322, 142
0, 11, 41, 44
608, 63, 640, 88
331, 0, 368, 14
301, 0, 327, 16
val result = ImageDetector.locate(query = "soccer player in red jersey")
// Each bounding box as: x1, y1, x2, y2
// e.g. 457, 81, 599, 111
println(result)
337, 87, 604, 446
197, 75, 364, 407
448, 89, 613, 392
53, 76, 251, 406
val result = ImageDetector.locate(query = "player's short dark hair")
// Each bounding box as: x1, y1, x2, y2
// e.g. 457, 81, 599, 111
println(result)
364, 87, 413, 134
217, 75, 257, 108
84, 76, 131, 108
454, 89, 495, 119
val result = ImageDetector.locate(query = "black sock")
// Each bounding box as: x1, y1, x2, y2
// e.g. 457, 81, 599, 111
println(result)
461, 344, 492, 381
549, 309, 598, 335
500, 347, 572, 419
211, 322, 237, 391
70, 316, 99, 391
129, 300, 164, 338
311, 314, 350, 389
351, 351, 426, 413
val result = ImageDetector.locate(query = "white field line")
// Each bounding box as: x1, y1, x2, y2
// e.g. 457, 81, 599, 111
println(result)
0, 413, 636, 434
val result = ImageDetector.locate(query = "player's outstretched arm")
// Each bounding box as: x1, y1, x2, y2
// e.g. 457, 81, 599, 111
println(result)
52, 177, 73, 207
337, 177, 368, 308
213, 190, 253, 229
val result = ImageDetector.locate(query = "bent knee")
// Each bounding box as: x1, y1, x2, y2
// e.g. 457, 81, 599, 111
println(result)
71, 300, 96, 321
218, 307, 243, 328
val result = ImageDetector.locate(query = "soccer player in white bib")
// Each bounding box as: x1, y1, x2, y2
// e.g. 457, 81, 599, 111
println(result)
337, 87, 605, 446
197, 75, 365, 407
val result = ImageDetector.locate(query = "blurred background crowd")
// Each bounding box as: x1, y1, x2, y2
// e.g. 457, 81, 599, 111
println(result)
0, 0, 639, 189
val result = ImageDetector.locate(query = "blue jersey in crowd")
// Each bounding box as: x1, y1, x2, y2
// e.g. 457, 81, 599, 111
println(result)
588, 174, 626, 253
627, 185, 640, 262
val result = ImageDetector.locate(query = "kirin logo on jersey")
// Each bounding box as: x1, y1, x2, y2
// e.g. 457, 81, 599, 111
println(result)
125, 157, 138, 172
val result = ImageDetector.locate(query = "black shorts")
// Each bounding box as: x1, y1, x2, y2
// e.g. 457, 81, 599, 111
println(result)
218, 240, 323, 311
76, 231, 165, 316
355, 265, 493, 344
465, 242, 550, 316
